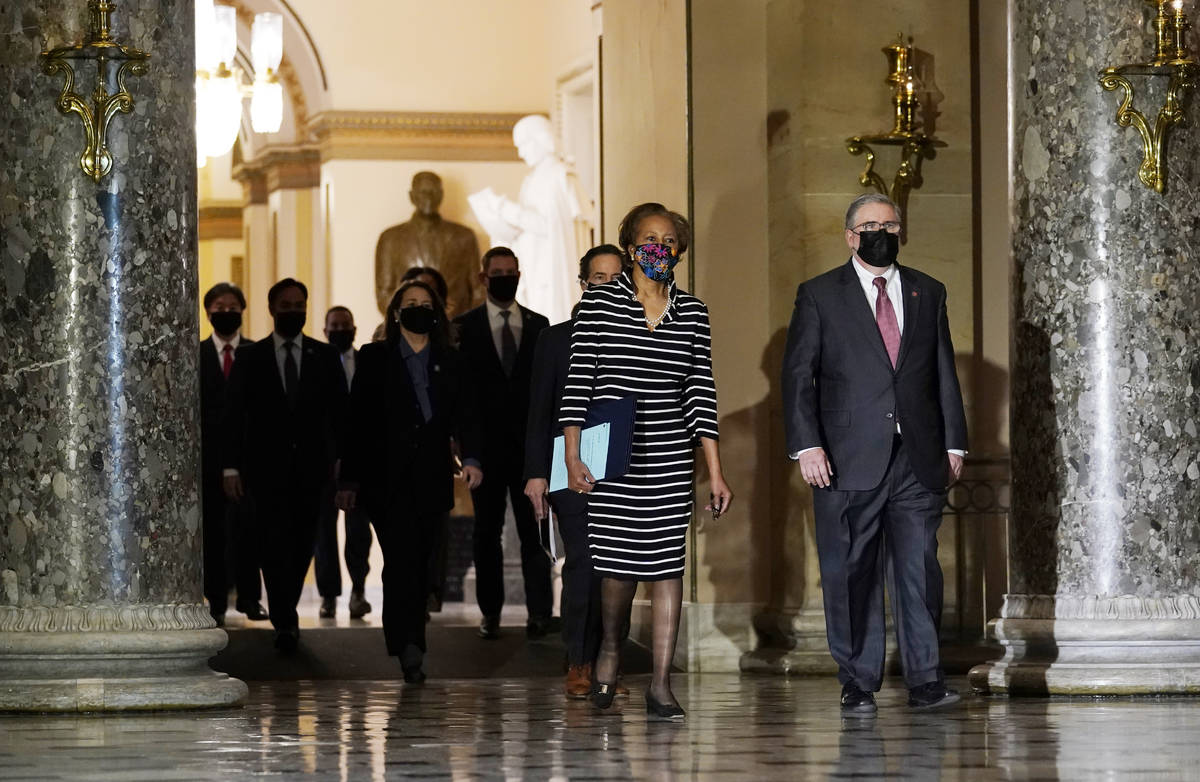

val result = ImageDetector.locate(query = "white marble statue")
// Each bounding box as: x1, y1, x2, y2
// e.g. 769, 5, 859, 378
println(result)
468, 115, 581, 324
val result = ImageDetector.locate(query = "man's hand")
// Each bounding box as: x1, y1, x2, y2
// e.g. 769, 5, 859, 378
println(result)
222, 474, 244, 502
460, 464, 483, 490
524, 478, 549, 520
948, 452, 964, 485
798, 448, 833, 489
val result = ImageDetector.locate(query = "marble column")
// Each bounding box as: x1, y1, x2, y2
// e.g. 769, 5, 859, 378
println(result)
0, 2, 246, 709
970, 1, 1200, 695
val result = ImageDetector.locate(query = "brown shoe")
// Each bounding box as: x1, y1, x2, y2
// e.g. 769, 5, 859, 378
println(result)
615, 679, 630, 698
565, 664, 592, 699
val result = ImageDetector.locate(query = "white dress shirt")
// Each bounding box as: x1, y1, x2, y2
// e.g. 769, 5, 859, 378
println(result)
272, 331, 302, 387
485, 298, 523, 357
212, 332, 241, 356
791, 258, 964, 460
340, 349, 355, 387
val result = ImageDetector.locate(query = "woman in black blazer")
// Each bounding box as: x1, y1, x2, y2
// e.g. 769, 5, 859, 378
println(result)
337, 280, 482, 683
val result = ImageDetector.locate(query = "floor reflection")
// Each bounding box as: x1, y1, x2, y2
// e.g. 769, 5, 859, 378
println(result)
1, 676, 1198, 780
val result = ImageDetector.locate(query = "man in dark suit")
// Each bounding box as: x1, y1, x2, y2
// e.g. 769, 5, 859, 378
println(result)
523, 245, 625, 698
782, 194, 968, 713
314, 305, 373, 621
200, 282, 268, 626
223, 278, 349, 652
454, 246, 552, 639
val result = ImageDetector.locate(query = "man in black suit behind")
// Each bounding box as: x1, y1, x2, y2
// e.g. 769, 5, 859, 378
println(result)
223, 278, 348, 652
199, 282, 267, 626
523, 245, 624, 697
454, 246, 552, 639
782, 194, 968, 713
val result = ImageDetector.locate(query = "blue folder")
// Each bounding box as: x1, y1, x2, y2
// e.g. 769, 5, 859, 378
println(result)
548, 395, 636, 494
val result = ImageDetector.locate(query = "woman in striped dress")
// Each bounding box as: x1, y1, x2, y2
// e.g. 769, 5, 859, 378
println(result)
560, 202, 733, 720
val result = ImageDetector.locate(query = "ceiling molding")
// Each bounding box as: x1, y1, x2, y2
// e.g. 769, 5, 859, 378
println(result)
306, 111, 527, 162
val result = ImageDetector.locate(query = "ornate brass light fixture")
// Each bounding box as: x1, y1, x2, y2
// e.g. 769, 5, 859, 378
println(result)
40, 0, 150, 183
846, 35, 943, 240
1099, 0, 1198, 193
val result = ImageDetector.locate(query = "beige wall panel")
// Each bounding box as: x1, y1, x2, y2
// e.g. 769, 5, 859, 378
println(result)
321, 159, 529, 344
197, 238, 243, 340
243, 203, 273, 339
599, 0, 689, 251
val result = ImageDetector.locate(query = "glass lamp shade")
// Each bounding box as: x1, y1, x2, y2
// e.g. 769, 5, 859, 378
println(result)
250, 79, 283, 133
251, 13, 283, 75
212, 4, 238, 67
199, 73, 243, 159
194, 0, 217, 71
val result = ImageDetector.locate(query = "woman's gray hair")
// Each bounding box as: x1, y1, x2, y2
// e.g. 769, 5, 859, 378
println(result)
845, 193, 902, 229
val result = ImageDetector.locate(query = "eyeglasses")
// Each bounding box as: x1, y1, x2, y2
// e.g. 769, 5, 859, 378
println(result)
853, 221, 902, 234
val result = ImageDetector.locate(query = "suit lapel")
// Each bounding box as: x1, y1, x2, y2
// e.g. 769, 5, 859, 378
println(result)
837, 260, 892, 371
895, 266, 922, 370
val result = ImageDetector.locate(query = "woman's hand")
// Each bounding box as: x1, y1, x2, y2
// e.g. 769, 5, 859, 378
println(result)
335, 489, 357, 511
705, 473, 733, 519
524, 478, 549, 519
461, 464, 483, 490
567, 457, 596, 494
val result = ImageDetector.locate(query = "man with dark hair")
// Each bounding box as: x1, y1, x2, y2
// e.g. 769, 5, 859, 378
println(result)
200, 282, 267, 626
524, 245, 624, 698
454, 248, 553, 639
223, 277, 349, 652
314, 305, 373, 620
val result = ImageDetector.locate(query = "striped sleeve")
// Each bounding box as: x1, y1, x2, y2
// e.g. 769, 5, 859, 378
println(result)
682, 301, 719, 442
559, 289, 601, 428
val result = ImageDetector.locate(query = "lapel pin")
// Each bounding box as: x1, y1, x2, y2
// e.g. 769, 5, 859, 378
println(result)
912, 291, 919, 297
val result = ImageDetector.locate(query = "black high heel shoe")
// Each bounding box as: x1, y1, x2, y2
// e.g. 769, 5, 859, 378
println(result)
645, 690, 685, 722
591, 680, 617, 710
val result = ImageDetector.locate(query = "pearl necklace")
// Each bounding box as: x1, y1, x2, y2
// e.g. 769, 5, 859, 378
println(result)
645, 298, 670, 331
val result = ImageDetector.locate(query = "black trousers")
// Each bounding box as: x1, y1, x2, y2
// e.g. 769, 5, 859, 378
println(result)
471, 461, 552, 620
551, 497, 602, 666
253, 480, 321, 633
373, 507, 444, 656
202, 474, 261, 613
812, 437, 946, 691
313, 482, 372, 598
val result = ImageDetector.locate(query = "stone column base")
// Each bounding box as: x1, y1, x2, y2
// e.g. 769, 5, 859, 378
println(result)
738, 608, 839, 676
0, 605, 248, 712
969, 595, 1200, 695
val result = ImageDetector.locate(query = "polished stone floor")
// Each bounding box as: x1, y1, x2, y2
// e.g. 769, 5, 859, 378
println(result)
3, 675, 1200, 780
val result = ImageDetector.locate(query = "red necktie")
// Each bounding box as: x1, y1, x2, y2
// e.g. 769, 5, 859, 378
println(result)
873, 276, 900, 367
222, 343, 234, 379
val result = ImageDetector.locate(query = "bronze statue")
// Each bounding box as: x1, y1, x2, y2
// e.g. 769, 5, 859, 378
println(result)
375, 171, 482, 317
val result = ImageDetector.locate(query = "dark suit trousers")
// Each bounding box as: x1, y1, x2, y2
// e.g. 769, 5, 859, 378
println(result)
253, 478, 321, 633
812, 437, 946, 691
471, 460, 552, 620
373, 507, 442, 656
202, 474, 261, 613
314, 482, 372, 598
552, 497, 602, 665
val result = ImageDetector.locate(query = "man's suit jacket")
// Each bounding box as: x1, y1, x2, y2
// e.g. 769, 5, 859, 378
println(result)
200, 336, 254, 482
782, 259, 967, 492
223, 335, 348, 492
453, 302, 549, 464
523, 320, 585, 514
340, 341, 480, 518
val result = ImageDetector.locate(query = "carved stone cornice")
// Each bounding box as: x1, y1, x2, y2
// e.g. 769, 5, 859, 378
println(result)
198, 203, 243, 241
0, 603, 216, 632
1001, 594, 1200, 620
307, 110, 524, 162
232, 145, 321, 203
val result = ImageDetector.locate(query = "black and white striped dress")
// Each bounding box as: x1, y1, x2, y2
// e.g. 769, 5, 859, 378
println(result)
559, 272, 719, 581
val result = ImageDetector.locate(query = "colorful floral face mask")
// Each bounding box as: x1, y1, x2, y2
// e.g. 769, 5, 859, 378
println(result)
632, 242, 679, 281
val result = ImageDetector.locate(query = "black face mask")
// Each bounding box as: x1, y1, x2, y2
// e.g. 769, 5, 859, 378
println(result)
856, 229, 900, 267
399, 306, 437, 335
487, 274, 519, 303
274, 311, 306, 339
209, 310, 242, 336
327, 329, 355, 353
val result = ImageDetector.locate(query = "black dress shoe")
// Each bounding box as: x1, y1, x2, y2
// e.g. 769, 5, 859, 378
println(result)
238, 602, 269, 621
402, 666, 427, 684
526, 616, 551, 639
645, 691, 686, 722
319, 598, 336, 619
591, 680, 617, 710
274, 628, 299, 654
840, 682, 878, 714
479, 615, 500, 640
908, 682, 961, 710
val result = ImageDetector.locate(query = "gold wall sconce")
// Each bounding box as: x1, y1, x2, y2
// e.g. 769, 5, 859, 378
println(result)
846, 35, 943, 241
1099, 0, 1197, 193
40, 1, 150, 183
